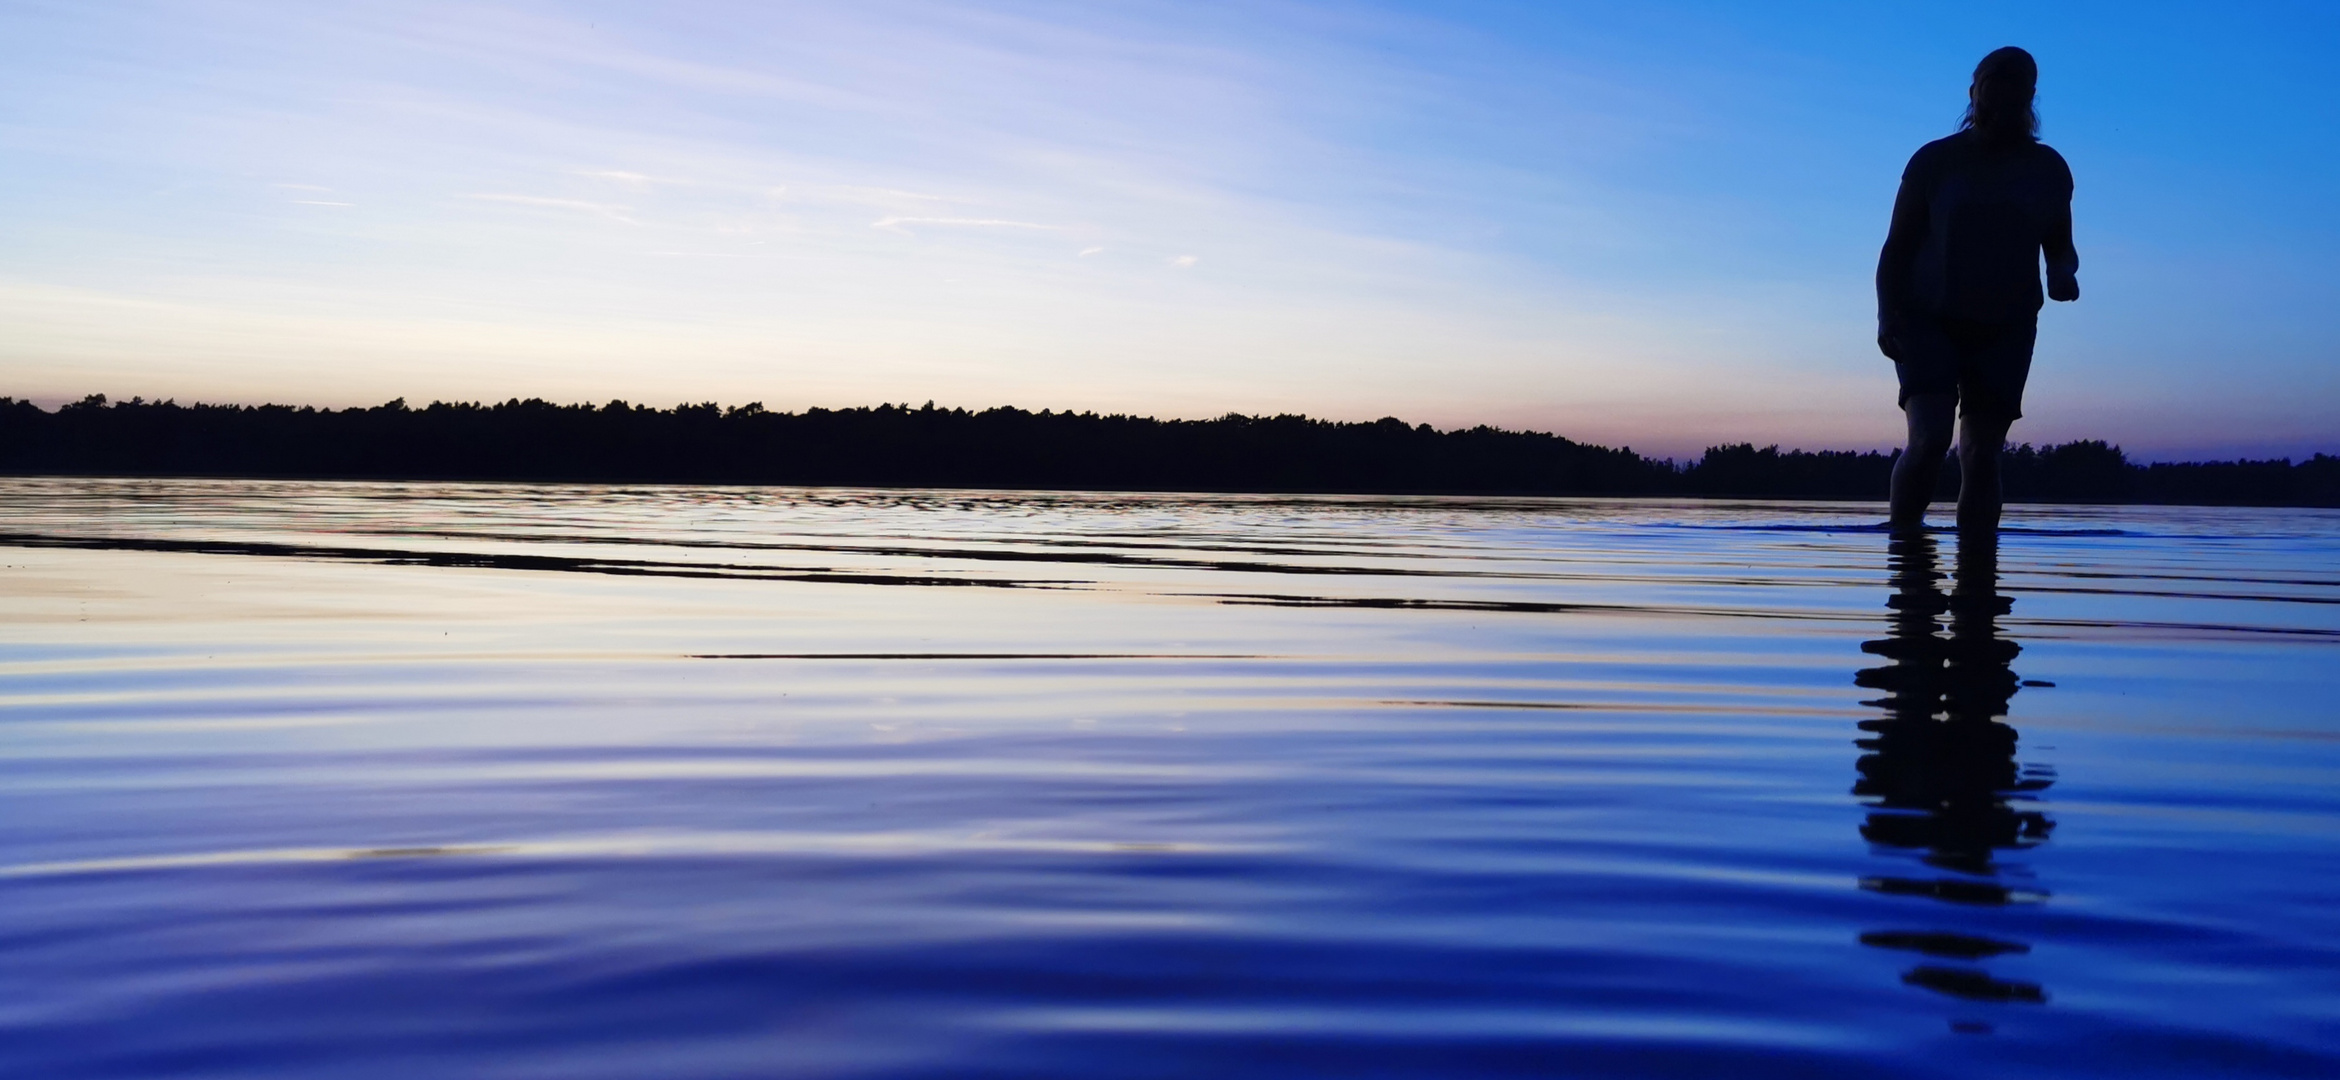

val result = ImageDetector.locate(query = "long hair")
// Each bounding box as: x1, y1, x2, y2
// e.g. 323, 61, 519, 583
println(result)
1959, 46, 2039, 144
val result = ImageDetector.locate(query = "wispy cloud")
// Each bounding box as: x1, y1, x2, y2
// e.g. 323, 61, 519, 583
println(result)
292, 200, 354, 207
462, 193, 638, 224
1079, 246, 1105, 256
271, 182, 331, 191
870, 216, 1058, 234
803, 186, 951, 212
577, 169, 656, 188
1169, 254, 1198, 268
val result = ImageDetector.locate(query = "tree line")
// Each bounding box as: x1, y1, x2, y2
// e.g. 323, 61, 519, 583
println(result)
2, 395, 2333, 507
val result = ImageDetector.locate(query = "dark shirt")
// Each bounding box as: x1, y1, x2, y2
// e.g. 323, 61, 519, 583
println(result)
1877, 131, 2077, 329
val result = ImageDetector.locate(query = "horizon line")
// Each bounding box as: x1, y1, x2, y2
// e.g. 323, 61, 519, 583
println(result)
9, 392, 2333, 468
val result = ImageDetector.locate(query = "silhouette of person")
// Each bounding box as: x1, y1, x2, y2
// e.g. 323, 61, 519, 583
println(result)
1877, 47, 2079, 533
1853, 532, 2055, 1009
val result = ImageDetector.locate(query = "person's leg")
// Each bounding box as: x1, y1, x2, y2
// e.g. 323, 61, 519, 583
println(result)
1955, 410, 2014, 534
1952, 317, 2033, 535
1889, 392, 1956, 530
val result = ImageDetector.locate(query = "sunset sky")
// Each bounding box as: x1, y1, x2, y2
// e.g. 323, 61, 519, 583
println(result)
3, 1, 2333, 459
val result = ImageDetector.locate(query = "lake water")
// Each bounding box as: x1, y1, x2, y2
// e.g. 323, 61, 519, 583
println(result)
2, 478, 2335, 1078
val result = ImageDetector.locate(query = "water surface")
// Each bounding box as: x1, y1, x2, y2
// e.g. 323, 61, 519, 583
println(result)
2, 479, 2335, 1077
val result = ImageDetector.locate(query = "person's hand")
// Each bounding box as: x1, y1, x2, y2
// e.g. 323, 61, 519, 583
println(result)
1876, 321, 1905, 361
2048, 272, 2079, 302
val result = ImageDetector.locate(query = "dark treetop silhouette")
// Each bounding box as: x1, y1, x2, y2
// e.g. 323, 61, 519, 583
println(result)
1878, 46, 2080, 532
3, 395, 2335, 507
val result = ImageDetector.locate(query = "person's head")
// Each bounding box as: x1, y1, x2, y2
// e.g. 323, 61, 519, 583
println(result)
1960, 46, 2039, 144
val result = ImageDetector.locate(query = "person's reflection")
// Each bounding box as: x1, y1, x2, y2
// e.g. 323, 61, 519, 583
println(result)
1854, 531, 2054, 1009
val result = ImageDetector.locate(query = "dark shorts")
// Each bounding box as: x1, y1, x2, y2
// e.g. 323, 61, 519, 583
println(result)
1894, 314, 2036, 421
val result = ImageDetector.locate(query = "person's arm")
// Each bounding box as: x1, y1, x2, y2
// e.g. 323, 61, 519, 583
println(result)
2043, 149, 2078, 302
1875, 152, 1928, 358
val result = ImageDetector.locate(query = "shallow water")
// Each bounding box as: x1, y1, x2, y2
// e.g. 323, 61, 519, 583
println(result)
2, 478, 2335, 1078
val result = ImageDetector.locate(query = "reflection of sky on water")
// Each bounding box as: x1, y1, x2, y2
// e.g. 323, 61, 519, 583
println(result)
0, 480, 2336, 1077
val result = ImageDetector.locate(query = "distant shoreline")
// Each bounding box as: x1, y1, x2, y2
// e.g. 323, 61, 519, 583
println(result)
4, 395, 2334, 508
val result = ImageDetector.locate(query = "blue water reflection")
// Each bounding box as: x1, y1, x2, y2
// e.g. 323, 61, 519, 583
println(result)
0, 480, 2334, 1077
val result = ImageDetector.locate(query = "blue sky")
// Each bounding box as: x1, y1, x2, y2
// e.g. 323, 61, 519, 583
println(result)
2, 1, 2333, 459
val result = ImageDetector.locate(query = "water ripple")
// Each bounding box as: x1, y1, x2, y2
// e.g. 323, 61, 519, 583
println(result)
1, 479, 2336, 1077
